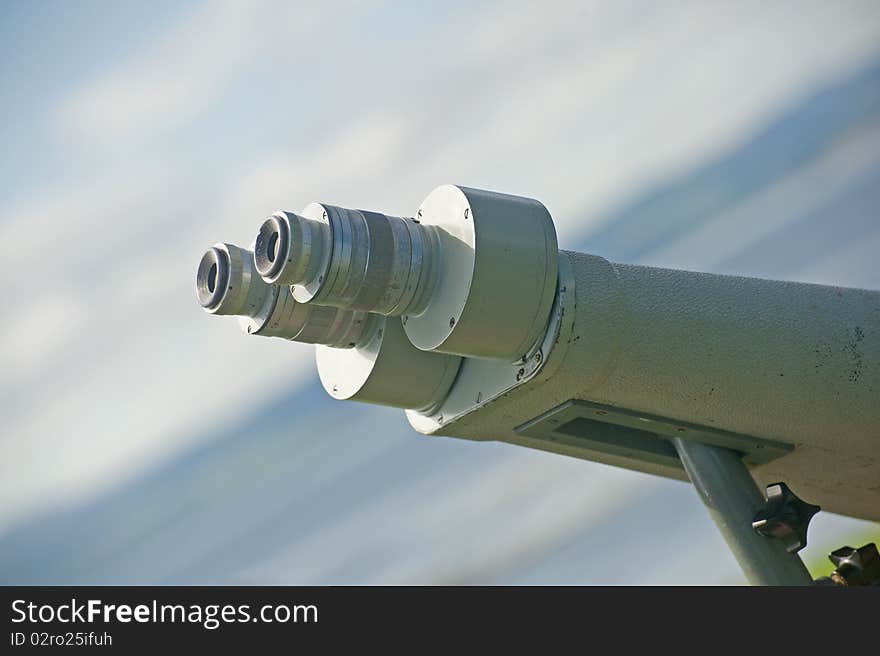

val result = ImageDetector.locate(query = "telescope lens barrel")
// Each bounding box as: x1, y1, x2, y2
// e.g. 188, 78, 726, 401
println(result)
253, 205, 436, 317
251, 186, 558, 362
196, 242, 372, 347
253, 211, 329, 288
253, 214, 287, 281
196, 246, 229, 311
196, 242, 271, 317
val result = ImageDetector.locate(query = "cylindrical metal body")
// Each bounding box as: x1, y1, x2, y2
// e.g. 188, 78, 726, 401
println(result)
316, 317, 462, 413
403, 185, 558, 361
671, 438, 813, 585
557, 252, 880, 454
433, 250, 880, 520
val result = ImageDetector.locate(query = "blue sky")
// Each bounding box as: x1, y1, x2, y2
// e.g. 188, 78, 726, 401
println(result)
1, 0, 878, 583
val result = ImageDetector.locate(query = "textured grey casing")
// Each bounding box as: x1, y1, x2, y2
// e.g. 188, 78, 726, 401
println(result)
423, 251, 880, 521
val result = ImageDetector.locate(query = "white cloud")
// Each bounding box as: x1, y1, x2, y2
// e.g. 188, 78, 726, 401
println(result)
3, 0, 880, 539
647, 118, 880, 279
55, 0, 360, 146
0, 164, 314, 531
238, 448, 657, 584
219, 0, 880, 250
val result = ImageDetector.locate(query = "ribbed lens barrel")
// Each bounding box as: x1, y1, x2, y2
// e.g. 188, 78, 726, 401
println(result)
253, 204, 437, 316
263, 290, 378, 347
253, 211, 329, 287
196, 242, 372, 347
196, 243, 271, 316
253, 186, 560, 362
196, 247, 228, 310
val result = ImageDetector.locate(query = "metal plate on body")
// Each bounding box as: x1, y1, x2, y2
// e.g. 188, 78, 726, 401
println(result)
515, 399, 794, 470
407, 253, 575, 433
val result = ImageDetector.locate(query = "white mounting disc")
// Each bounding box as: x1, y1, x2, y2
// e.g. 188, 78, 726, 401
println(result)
403, 185, 558, 361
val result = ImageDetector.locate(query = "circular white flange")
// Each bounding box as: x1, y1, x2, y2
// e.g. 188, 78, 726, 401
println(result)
403, 185, 558, 362
291, 202, 333, 303
316, 316, 461, 413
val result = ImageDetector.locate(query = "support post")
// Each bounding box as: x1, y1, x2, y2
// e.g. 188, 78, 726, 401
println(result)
671, 438, 813, 586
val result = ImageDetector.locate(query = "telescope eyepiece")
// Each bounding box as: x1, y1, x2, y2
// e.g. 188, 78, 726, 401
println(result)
254, 204, 436, 316
196, 242, 268, 316
250, 186, 558, 362
253, 211, 327, 287
196, 241, 374, 348
196, 246, 230, 311
254, 214, 288, 280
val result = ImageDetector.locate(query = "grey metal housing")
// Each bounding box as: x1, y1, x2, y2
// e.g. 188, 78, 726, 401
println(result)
429, 250, 880, 521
